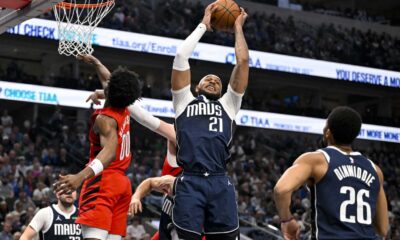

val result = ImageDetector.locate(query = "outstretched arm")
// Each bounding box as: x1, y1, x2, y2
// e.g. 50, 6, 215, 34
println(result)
129, 175, 176, 215
86, 91, 176, 143
55, 115, 118, 194
77, 54, 111, 88
229, 8, 249, 94
171, 3, 215, 91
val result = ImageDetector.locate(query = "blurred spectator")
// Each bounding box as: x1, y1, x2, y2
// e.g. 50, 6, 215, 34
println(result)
126, 218, 150, 240
0, 222, 13, 240
1, 110, 13, 136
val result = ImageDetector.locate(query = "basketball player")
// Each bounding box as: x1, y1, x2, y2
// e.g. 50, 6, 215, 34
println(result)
20, 191, 82, 240
81, 54, 181, 240
89, 89, 182, 240
170, 3, 249, 239
54, 66, 141, 240
274, 106, 389, 240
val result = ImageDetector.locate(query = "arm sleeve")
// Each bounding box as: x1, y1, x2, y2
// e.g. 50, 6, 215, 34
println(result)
128, 101, 161, 131
172, 85, 195, 118
219, 84, 244, 120
173, 23, 207, 71
29, 208, 51, 233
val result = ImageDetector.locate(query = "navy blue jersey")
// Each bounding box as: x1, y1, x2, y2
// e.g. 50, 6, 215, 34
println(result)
175, 95, 234, 173
173, 86, 242, 174
39, 205, 82, 240
311, 146, 380, 239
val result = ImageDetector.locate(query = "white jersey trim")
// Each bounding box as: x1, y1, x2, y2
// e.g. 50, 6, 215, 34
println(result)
172, 85, 195, 118
316, 149, 330, 163
314, 186, 319, 240
219, 84, 243, 120
368, 159, 377, 172
327, 146, 361, 156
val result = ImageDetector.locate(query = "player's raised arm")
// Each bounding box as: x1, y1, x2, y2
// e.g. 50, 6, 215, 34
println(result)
55, 115, 118, 195
171, 3, 214, 91
373, 165, 389, 237
77, 54, 111, 88
228, 8, 249, 94
274, 152, 326, 240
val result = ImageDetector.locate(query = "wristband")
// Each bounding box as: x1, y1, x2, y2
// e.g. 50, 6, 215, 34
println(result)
88, 159, 104, 176
280, 217, 294, 224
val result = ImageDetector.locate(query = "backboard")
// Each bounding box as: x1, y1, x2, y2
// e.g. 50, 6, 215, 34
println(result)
0, 0, 63, 35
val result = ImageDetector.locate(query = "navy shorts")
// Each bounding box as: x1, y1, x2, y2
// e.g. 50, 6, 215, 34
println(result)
172, 174, 239, 235
159, 196, 174, 240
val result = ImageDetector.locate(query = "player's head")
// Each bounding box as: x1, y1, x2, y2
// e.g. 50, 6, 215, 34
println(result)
195, 74, 222, 100
105, 67, 142, 108
57, 191, 77, 208
323, 106, 362, 146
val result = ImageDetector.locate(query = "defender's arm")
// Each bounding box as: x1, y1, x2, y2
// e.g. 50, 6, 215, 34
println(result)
86, 91, 177, 143
78, 54, 111, 88
129, 175, 176, 215
55, 115, 118, 194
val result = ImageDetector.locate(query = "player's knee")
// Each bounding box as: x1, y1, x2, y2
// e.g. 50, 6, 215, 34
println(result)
205, 229, 240, 240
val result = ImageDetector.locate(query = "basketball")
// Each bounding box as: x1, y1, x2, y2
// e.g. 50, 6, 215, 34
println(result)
211, 0, 241, 32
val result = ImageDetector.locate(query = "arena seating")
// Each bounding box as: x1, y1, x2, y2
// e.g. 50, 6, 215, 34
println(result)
51, 0, 400, 71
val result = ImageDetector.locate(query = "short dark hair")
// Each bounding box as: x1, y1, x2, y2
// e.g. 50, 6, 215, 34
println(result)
107, 67, 142, 108
327, 106, 362, 145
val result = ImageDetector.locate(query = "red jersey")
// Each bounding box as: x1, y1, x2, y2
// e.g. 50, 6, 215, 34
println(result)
161, 156, 182, 176
89, 107, 131, 172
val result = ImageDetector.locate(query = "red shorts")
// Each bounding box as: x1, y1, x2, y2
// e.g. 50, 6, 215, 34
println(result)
76, 170, 132, 236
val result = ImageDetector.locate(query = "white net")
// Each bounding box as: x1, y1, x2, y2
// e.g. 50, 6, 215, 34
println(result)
53, 0, 115, 56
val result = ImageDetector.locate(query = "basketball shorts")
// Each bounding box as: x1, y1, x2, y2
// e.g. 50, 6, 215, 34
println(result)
76, 170, 132, 236
159, 195, 175, 240
172, 174, 239, 238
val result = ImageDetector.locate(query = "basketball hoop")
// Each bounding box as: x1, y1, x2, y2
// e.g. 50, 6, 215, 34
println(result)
53, 0, 115, 56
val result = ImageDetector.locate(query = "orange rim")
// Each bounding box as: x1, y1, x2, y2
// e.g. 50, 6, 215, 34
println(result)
55, 1, 114, 9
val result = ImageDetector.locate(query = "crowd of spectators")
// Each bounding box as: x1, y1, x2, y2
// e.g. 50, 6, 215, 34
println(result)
0, 106, 399, 239
247, 0, 396, 26
80, 0, 400, 71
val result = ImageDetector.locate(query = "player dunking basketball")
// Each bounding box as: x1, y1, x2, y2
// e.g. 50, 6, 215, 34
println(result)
274, 107, 389, 240
55, 67, 141, 240
170, 2, 249, 239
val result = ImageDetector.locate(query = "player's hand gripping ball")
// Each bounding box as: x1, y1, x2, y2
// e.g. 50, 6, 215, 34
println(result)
211, 0, 241, 32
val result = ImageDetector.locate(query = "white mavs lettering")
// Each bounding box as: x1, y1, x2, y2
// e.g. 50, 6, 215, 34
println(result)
334, 165, 376, 187
54, 224, 82, 236
186, 102, 222, 117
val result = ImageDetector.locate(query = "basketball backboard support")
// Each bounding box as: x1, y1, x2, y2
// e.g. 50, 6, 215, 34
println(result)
0, 0, 62, 35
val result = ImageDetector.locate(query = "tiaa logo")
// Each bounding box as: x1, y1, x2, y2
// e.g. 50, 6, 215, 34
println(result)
225, 53, 262, 68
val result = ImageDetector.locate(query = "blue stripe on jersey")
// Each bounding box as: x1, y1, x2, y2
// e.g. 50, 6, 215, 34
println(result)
311, 147, 380, 240
175, 96, 234, 173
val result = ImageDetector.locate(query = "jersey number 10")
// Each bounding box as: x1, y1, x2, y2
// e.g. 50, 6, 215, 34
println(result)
209, 117, 223, 132
340, 186, 372, 224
